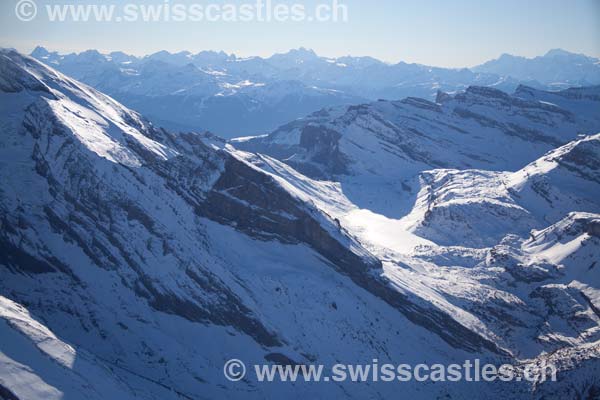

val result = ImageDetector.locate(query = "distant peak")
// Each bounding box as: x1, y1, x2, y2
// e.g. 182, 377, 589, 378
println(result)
292, 47, 316, 54
79, 49, 103, 57
30, 46, 50, 57
147, 50, 172, 58
544, 48, 575, 58
286, 47, 318, 59
498, 53, 515, 59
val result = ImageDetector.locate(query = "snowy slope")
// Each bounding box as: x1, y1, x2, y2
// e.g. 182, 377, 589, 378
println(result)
228, 83, 600, 396
233, 133, 600, 347
0, 49, 532, 400
0, 296, 141, 400
2, 48, 600, 399
399, 134, 600, 246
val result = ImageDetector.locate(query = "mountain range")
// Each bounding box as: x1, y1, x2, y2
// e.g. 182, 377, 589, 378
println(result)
0, 48, 599, 399
30, 46, 600, 138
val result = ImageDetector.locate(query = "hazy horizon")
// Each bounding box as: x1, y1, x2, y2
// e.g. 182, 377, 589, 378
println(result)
1, 0, 599, 68
7, 44, 599, 70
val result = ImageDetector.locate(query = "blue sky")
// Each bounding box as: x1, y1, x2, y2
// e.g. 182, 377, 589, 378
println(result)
1, 0, 599, 67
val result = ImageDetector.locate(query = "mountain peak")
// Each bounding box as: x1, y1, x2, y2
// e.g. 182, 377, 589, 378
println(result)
30, 46, 51, 58
544, 48, 576, 58
77, 49, 106, 61
291, 47, 316, 55
497, 52, 519, 60
147, 50, 172, 58
283, 47, 318, 60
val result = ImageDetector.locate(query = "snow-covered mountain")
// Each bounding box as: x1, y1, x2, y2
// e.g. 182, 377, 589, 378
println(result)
405, 133, 600, 247
235, 84, 600, 216
1, 49, 600, 400
230, 133, 600, 397
473, 49, 600, 89
30, 46, 367, 138
231, 84, 600, 397
30, 46, 600, 138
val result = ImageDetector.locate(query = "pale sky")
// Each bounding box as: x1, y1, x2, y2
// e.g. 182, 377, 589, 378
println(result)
1, 0, 599, 67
